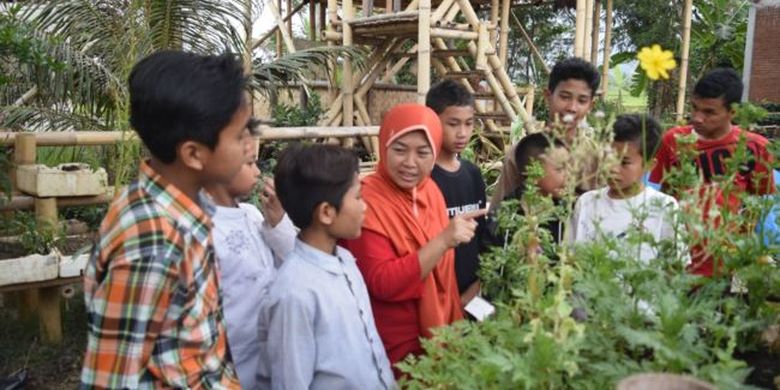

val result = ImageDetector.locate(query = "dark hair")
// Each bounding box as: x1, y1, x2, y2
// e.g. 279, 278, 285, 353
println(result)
274, 143, 359, 230
425, 79, 475, 114
612, 114, 661, 162
129, 50, 247, 164
514, 132, 565, 195
548, 57, 600, 97
693, 67, 743, 109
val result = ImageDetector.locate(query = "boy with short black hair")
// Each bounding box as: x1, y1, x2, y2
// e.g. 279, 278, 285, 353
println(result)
258, 144, 394, 389
491, 57, 601, 206
650, 68, 774, 275
81, 51, 252, 388
426, 79, 489, 304
569, 114, 681, 263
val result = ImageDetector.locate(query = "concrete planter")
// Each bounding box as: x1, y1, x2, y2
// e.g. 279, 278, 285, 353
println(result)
0, 252, 58, 287
17, 163, 108, 197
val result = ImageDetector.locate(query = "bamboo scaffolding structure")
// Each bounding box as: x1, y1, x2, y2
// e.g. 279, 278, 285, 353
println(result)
476, 22, 489, 69
574, 0, 586, 57
676, 0, 693, 122
418, 0, 432, 103
510, 11, 550, 74
498, 0, 511, 67
347, 10, 418, 26
584, 0, 594, 61
254, 0, 308, 48
601, 0, 613, 95
362, 0, 373, 16
444, 1, 461, 23
454, 0, 532, 125
327, 0, 338, 100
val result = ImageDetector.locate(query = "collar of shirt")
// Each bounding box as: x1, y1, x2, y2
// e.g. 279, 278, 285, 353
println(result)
294, 238, 355, 275
138, 160, 214, 243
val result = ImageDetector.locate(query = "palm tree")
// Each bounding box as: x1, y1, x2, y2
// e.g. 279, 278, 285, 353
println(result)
1, 0, 349, 129
0, 0, 352, 184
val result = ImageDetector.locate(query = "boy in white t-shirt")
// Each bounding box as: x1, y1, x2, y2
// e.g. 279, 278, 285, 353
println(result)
568, 114, 681, 263
205, 144, 297, 390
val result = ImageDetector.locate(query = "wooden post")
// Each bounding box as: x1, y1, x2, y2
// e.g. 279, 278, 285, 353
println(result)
524, 85, 535, 117
363, 0, 373, 16
35, 197, 60, 343
584, 0, 594, 61
417, 0, 432, 103
498, 0, 510, 67
327, 0, 338, 101
38, 286, 62, 343
13, 133, 36, 193
574, 0, 586, 58
601, 0, 613, 96
590, 0, 600, 65
676, 0, 693, 122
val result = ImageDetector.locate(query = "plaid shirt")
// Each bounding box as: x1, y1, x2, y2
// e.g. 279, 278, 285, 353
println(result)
81, 161, 240, 389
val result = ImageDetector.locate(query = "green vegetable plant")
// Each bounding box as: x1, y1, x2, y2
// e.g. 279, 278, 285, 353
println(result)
399, 107, 780, 389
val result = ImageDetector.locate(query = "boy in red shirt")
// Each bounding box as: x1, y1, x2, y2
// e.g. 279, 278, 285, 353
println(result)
650, 68, 774, 276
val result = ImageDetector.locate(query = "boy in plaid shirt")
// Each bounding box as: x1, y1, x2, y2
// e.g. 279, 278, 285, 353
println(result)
80, 51, 253, 389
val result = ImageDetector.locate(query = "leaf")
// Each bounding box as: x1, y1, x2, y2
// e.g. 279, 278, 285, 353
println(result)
629, 70, 648, 98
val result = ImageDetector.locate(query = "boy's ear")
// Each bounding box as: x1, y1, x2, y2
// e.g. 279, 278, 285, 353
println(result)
178, 140, 208, 171
314, 202, 337, 226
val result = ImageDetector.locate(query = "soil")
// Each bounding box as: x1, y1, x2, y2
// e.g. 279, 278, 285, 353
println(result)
737, 349, 780, 389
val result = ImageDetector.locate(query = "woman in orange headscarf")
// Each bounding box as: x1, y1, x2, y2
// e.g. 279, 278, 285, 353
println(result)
343, 103, 484, 374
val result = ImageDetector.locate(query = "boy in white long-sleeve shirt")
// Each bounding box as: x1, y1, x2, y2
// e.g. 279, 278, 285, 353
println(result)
206, 144, 297, 390
568, 114, 682, 263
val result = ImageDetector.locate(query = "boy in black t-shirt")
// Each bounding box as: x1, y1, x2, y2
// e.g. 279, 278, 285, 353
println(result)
426, 80, 490, 305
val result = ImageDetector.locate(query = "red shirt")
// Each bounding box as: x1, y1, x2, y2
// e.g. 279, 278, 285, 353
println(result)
342, 229, 425, 373
650, 125, 775, 276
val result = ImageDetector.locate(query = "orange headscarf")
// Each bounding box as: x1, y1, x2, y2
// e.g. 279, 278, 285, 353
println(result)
361, 103, 463, 337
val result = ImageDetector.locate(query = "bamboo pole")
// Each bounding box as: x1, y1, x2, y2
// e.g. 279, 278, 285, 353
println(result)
417, 0, 432, 103
498, 0, 511, 67
510, 11, 550, 74
287, 0, 293, 38
524, 85, 535, 117
676, 0, 693, 122
584, 0, 594, 61
590, 0, 600, 65
386, 0, 393, 13
327, 0, 338, 101
319, 0, 326, 41
574, 0, 586, 58
444, 0, 460, 22
476, 22, 489, 70
601, 0, 613, 96
490, 0, 499, 44
276, 0, 283, 57
430, 28, 478, 40
363, 0, 373, 17
34, 196, 61, 344
309, 0, 317, 40
343, 0, 355, 128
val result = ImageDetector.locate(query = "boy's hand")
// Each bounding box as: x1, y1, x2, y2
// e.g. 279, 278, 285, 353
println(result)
260, 177, 285, 227
441, 209, 488, 248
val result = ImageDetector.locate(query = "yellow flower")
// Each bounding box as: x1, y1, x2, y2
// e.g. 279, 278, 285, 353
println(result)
637, 44, 677, 80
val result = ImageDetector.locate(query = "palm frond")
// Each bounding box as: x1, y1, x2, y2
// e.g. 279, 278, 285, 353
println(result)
146, 0, 247, 53
252, 46, 368, 96
0, 105, 111, 132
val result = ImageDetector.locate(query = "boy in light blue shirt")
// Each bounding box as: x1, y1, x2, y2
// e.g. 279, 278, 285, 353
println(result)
258, 144, 395, 389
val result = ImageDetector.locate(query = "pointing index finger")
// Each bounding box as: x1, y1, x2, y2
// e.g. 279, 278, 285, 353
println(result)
459, 208, 488, 221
